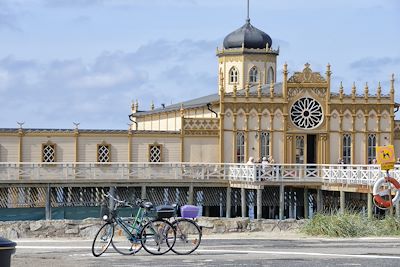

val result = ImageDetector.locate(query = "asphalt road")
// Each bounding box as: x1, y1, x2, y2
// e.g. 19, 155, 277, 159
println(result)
11, 236, 400, 267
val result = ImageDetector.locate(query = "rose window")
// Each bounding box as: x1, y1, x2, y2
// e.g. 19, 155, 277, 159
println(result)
290, 97, 323, 129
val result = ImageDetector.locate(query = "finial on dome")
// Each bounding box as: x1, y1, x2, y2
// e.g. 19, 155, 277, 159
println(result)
223, 0, 272, 49
246, 0, 250, 23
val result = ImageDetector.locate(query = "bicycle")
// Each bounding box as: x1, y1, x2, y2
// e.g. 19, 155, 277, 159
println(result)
169, 204, 202, 255
92, 193, 176, 257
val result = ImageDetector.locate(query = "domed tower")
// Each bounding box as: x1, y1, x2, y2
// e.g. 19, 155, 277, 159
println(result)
217, 7, 278, 93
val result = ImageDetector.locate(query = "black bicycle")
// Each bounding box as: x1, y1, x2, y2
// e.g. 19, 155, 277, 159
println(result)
92, 193, 176, 256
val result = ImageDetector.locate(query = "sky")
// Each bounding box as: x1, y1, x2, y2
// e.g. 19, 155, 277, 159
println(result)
0, 0, 399, 129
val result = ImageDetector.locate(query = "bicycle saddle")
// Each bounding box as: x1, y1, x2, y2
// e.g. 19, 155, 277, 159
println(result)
140, 201, 153, 209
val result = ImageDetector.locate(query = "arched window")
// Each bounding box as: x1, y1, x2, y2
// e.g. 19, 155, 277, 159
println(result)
229, 67, 238, 84
149, 143, 162, 162
260, 132, 270, 159
295, 136, 305, 164
42, 142, 56, 163
367, 134, 376, 164
267, 67, 274, 84
97, 143, 111, 162
342, 134, 352, 164
249, 66, 258, 83
236, 131, 245, 163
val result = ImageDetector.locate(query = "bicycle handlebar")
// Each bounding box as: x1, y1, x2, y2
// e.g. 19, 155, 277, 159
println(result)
103, 193, 135, 208
103, 193, 179, 211
103, 193, 151, 209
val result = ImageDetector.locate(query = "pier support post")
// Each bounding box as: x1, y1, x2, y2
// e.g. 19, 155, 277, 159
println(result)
340, 190, 345, 214
367, 193, 373, 219
108, 186, 116, 216
188, 184, 194, 205
45, 184, 51, 220
226, 186, 231, 218
257, 188, 262, 219
304, 188, 309, 219
317, 189, 323, 212
279, 184, 285, 220
141, 185, 146, 199
204, 206, 210, 217
241, 187, 246, 217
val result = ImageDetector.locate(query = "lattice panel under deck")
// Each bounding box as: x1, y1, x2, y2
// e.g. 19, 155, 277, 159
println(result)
0, 187, 47, 208
115, 187, 142, 203
245, 189, 256, 205
230, 188, 242, 206
345, 192, 368, 211
322, 191, 340, 211
51, 187, 110, 207
146, 187, 189, 206
262, 187, 280, 206
284, 188, 304, 207
194, 187, 227, 206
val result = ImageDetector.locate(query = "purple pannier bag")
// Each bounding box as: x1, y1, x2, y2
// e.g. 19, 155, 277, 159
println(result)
181, 205, 199, 218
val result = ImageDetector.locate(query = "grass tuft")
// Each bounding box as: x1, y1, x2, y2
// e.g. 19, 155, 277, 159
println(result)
301, 211, 400, 237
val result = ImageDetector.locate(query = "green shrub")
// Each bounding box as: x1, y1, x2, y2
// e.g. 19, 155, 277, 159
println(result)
301, 211, 400, 237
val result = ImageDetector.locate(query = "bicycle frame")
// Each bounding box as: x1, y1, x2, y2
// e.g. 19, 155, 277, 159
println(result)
113, 204, 148, 241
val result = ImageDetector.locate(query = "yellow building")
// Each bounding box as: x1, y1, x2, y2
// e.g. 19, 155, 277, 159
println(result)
129, 18, 397, 166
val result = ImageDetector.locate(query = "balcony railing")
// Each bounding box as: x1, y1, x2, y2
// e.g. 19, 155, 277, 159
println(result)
0, 162, 397, 186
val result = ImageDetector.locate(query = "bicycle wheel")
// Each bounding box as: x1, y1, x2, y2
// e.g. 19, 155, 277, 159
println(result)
171, 218, 202, 255
140, 219, 176, 255
92, 222, 114, 257
111, 220, 142, 255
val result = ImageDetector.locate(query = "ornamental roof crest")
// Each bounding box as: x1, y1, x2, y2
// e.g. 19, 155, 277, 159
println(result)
287, 63, 326, 83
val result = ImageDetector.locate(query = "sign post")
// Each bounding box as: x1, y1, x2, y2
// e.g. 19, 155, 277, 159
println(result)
375, 145, 396, 214
376, 145, 395, 171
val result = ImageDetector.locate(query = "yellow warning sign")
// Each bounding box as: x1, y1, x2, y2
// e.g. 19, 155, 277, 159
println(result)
376, 145, 395, 170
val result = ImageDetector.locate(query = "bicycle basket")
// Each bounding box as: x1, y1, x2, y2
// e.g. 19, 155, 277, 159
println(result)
181, 205, 200, 218
156, 205, 176, 219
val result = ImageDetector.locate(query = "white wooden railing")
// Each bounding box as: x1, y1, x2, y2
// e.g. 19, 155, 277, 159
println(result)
0, 162, 398, 186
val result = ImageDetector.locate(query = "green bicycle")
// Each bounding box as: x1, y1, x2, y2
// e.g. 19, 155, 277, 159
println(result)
92, 193, 176, 257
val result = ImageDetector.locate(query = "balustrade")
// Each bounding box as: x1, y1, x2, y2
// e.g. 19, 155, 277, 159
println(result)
0, 162, 397, 186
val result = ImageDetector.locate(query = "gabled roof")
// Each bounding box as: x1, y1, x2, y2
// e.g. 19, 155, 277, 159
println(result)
134, 83, 284, 117
0, 128, 127, 134
0, 128, 180, 135
134, 93, 220, 117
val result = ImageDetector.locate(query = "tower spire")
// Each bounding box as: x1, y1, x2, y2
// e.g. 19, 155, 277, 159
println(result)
246, 0, 250, 22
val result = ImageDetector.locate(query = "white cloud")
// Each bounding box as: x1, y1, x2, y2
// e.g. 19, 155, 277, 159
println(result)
43, 0, 104, 8
0, 70, 11, 91
68, 69, 147, 89
350, 57, 400, 74
0, 39, 216, 129
0, 1, 20, 31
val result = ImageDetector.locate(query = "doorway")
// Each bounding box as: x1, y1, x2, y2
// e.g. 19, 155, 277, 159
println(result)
307, 134, 316, 164
294, 134, 317, 164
